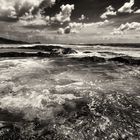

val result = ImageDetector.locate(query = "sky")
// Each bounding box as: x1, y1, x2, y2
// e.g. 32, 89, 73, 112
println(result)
0, 0, 140, 44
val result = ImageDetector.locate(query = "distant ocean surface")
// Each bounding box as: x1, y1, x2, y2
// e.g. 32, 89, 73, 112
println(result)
0, 43, 140, 57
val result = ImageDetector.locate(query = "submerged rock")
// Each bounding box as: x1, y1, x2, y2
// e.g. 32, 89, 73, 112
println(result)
83, 51, 92, 54
0, 52, 50, 57
71, 56, 106, 63
62, 48, 77, 54
109, 56, 140, 65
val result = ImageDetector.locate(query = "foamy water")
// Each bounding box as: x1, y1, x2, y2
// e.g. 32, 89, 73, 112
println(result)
0, 56, 139, 120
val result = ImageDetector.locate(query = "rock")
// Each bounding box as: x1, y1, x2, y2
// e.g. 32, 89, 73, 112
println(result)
109, 56, 140, 65
50, 48, 77, 56
0, 45, 77, 57
62, 48, 77, 54
71, 56, 106, 63
83, 51, 92, 54
64, 27, 71, 34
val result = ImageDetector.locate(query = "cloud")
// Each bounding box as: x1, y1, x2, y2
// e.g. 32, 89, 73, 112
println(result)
111, 22, 140, 35
57, 28, 65, 34
57, 22, 81, 35
118, 0, 134, 13
19, 13, 50, 27
78, 14, 86, 21
20, 4, 75, 32
111, 29, 124, 35
134, 9, 140, 13
0, 0, 55, 19
100, 0, 140, 19
19, 4, 75, 28
119, 22, 140, 31
0, 0, 17, 18
84, 20, 109, 27
100, 5, 116, 19
51, 4, 74, 24
57, 20, 110, 35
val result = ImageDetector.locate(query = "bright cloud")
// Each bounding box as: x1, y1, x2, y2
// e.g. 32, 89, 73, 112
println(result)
84, 20, 109, 27
57, 20, 109, 35
111, 22, 140, 35
0, 0, 55, 19
57, 28, 65, 34
111, 29, 124, 35
118, 22, 140, 31
57, 22, 82, 35
52, 4, 74, 24
100, 5, 116, 19
20, 4, 75, 27
118, 0, 134, 13
134, 9, 140, 13
79, 14, 86, 21
19, 13, 50, 26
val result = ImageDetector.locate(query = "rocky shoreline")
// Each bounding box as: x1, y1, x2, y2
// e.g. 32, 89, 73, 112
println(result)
0, 44, 139, 65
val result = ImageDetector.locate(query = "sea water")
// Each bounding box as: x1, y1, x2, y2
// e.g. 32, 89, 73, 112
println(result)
0, 44, 139, 139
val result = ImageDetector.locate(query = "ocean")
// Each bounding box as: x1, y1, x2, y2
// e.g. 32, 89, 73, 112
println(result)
0, 44, 140, 139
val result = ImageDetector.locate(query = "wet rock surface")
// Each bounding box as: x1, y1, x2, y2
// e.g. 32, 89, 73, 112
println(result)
0, 45, 77, 57
70, 56, 106, 63
108, 56, 140, 65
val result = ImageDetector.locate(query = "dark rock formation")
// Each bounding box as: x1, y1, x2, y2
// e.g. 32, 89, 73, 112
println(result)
62, 48, 77, 54
83, 51, 92, 54
71, 56, 106, 63
0, 52, 50, 57
109, 56, 140, 65
0, 45, 77, 57
19, 45, 77, 54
